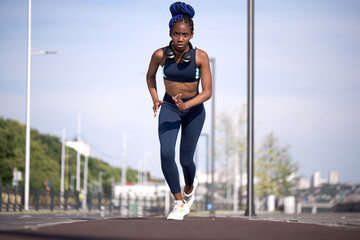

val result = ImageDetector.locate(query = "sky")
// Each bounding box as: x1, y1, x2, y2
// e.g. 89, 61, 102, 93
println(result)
0, 0, 359, 184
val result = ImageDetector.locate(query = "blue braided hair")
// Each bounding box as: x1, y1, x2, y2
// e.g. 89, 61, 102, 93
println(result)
169, 2, 195, 33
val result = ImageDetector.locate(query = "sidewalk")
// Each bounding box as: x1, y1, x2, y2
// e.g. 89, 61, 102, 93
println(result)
228, 212, 360, 228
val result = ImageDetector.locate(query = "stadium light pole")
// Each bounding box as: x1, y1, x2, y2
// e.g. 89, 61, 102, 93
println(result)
24, 0, 57, 211
245, 0, 256, 217
209, 57, 216, 217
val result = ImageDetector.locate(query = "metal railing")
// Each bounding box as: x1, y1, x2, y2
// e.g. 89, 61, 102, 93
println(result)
0, 184, 234, 216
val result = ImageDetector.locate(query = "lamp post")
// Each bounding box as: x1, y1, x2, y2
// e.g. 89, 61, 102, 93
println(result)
200, 133, 209, 207
121, 134, 134, 186
245, 0, 256, 216
209, 57, 215, 217
24, 0, 57, 211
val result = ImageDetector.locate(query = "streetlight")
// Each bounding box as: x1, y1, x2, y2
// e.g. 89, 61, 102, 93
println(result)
24, 0, 57, 211
209, 57, 216, 217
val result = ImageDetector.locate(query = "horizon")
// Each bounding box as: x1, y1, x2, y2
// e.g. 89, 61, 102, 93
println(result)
1, 0, 359, 184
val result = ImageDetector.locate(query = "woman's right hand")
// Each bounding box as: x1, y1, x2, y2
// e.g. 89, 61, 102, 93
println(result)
153, 101, 163, 117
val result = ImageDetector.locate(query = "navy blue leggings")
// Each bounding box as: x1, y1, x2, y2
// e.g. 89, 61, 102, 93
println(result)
158, 93, 205, 194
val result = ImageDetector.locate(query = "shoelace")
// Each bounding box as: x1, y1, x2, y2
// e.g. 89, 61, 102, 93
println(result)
173, 200, 187, 211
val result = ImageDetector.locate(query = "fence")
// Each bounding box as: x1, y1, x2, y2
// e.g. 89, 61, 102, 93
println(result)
0, 184, 236, 217
0, 184, 234, 216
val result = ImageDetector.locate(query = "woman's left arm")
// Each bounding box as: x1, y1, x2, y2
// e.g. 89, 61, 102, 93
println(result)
173, 49, 212, 110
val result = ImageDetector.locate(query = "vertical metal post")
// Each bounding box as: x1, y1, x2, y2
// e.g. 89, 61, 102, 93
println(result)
121, 134, 127, 185
24, 0, 32, 212
209, 58, 215, 217
82, 155, 89, 210
201, 133, 209, 207
245, 0, 256, 216
35, 188, 39, 211
0, 184, 2, 212
76, 114, 81, 192
60, 129, 66, 203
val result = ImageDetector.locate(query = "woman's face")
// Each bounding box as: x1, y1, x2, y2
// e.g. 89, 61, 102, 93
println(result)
170, 22, 193, 52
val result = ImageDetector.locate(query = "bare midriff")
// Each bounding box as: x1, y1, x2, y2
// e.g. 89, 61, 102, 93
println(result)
164, 79, 199, 98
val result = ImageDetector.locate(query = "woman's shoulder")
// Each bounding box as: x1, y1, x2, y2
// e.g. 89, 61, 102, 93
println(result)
153, 47, 167, 58
195, 47, 209, 66
150, 47, 167, 65
151, 47, 167, 63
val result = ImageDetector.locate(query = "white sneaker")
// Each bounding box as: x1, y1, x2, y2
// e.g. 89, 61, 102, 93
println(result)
184, 177, 198, 208
167, 200, 190, 220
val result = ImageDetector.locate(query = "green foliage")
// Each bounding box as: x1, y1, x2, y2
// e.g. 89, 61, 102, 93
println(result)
255, 132, 298, 198
0, 117, 144, 193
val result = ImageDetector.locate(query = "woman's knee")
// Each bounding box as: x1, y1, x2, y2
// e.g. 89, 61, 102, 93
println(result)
180, 158, 195, 169
160, 147, 175, 163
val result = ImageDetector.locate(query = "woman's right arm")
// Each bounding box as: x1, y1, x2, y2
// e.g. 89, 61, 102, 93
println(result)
146, 48, 164, 117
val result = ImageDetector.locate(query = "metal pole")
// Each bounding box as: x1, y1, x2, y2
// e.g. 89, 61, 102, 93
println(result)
138, 159, 142, 184
76, 114, 81, 192
143, 152, 149, 184
24, 0, 32, 211
245, 0, 256, 216
201, 133, 209, 207
210, 58, 215, 217
60, 129, 66, 203
82, 155, 88, 210
121, 134, 127, 185
98, 171, 103, 194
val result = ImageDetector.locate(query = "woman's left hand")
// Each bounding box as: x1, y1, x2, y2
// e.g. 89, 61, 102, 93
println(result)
173, 94, 189, 111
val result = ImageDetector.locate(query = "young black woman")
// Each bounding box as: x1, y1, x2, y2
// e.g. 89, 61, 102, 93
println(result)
146, 2, 212, 220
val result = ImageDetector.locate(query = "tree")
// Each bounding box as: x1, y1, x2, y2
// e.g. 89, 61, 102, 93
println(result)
255, 132, 298, 197
216, 108, 247, 203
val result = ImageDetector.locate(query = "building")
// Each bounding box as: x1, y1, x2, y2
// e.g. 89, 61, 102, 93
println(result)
113, 182, 168, 199
329, 170, 339, 185
297, 177, 311, 190
312, 172, 321, 188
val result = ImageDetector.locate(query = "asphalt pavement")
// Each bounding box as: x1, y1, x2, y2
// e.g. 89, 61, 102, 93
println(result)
0, 211, 359, 240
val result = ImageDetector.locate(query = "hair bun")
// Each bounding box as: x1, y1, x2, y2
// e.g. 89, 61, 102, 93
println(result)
170, 2, 195, 18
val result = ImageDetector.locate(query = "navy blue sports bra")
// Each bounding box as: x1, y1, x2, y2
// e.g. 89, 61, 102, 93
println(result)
162, 48, 200, 83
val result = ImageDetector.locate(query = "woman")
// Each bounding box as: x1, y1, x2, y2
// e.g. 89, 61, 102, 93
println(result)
146, 2, 212, 220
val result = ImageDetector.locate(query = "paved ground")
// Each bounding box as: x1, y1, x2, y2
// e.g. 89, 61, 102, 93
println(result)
208, 211, 360, 228
0, 212, 359, 240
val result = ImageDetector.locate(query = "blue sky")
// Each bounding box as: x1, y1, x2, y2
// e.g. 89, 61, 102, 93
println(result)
1, 0, 359, 183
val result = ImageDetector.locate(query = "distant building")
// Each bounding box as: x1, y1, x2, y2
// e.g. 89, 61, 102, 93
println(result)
298, 177, 311, 190
329, 170, 339, 185
113, 182, 168, 199
312, 172, 322, 188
